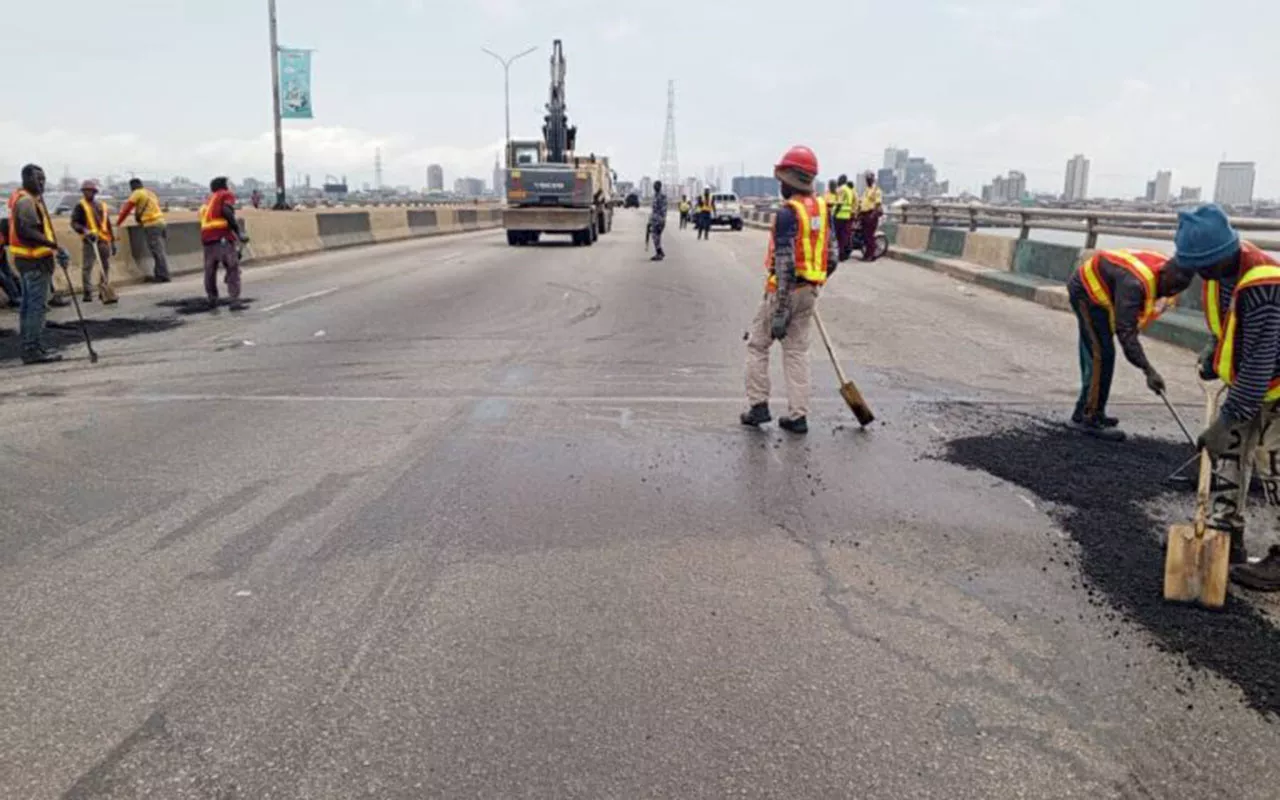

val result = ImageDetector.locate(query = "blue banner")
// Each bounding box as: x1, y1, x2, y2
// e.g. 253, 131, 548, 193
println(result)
278, 48, 313, 119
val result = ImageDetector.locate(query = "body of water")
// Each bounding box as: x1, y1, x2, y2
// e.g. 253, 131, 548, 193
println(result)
975, 225, 1280, 260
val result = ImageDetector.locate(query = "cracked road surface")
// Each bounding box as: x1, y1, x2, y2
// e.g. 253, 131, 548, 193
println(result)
1, 214, 1278, 798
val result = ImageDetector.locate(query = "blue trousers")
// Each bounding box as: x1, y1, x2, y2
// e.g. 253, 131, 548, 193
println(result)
17, 262, 53, 353
1071, 289, 1115, 421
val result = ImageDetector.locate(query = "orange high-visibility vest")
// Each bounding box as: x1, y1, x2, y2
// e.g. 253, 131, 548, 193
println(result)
199, 189, 234, 243
1077, 249, 1171, 331
78, 198, 113, 242
764, 195, 830, 292
6, 189, 55, 260
1210, 248, 1280, 400
1202, 241, 1275, 341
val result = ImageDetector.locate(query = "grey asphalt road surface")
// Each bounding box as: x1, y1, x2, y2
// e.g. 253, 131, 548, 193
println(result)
1, 214, 1278, 798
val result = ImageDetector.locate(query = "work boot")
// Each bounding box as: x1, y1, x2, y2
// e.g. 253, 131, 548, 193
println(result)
1068, 417, 1126, 442
1230, 545, 1280, 592
207, 296, 220, 312
21, 348, 63, 365
49, 294, 69, 308
650, 252, 664, 262
229, 300, 247, 312
779, 416, 809, 435
82, 291, 92, 303
1072, 412, 1119, 428
740, 403, 771, 427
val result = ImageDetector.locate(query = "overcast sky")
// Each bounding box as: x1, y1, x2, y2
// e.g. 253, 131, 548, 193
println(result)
5, 0, 1278, 198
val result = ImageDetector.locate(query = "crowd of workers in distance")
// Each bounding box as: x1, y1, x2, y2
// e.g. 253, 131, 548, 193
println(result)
3, 163, 248, 364
676, 191, 718, 240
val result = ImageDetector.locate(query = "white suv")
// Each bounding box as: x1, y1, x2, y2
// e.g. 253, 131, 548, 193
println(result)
710, 192, 744, 231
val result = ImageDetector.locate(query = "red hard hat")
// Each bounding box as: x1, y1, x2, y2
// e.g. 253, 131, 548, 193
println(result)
81, 179, 98, 191
775, 145, 819, 178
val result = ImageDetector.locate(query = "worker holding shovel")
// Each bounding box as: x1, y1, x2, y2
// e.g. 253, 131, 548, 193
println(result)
740, 145, 837, 435
1174, 204, 1280, 589
1066, 249, 1192, 441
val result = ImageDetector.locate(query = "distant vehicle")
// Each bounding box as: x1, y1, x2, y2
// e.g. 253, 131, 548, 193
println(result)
624, 193, 640, 209
709, 192, 744, 231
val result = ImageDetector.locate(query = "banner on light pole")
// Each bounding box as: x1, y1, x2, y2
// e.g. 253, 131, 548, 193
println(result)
278, 48, 314, 119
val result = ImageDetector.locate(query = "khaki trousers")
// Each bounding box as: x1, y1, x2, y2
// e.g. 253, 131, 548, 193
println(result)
1210, 403, 1280, 543
745, 285, 818, 419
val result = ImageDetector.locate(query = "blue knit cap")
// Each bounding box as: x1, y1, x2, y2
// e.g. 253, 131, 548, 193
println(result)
1174, 203, 1240, 272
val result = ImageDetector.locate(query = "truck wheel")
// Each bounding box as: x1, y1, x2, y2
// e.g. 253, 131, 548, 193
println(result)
589, 222, 598, 243
572, 230, 584, 246
732, 220, 743, 231
507, 230, 521, 246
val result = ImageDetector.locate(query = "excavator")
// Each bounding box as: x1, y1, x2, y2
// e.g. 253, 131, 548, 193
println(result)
502, 40, 614, 247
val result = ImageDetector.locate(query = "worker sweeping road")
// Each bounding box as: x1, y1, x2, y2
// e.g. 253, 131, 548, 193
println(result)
1175, 204, 1280, 589
199, 177, 248, 311
1066, 248, 1190, 441
70, 180, 117, 304
740, 145, 837, 435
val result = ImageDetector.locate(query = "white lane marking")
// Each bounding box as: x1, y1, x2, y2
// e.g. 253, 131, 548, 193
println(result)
260, 287, 338, 313
437, 252, 462, 263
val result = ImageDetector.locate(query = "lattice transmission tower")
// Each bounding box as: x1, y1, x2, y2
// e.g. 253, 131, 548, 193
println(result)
658, 80, 680, 194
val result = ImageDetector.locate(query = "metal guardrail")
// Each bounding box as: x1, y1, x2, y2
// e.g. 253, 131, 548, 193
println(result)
893, 203, 1280, 251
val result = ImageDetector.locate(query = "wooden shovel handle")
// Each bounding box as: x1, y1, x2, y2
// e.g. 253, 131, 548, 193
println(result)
1194, 382, 1228, 535
812, 311, 848, 385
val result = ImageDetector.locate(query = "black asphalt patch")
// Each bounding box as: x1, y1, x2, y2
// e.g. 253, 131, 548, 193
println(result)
0, 317, 184, 362
939, 408, 1280, 719
156, 297, 257, 315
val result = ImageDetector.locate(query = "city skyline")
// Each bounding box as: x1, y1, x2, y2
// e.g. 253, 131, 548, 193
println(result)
2, 1, 1276, 199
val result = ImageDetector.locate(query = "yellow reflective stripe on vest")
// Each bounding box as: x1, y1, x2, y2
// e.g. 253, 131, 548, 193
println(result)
790, 199, 814, 274
835, 185, 854, 220
200, 196, 229, 231
1079, 255, 1111, 308
1106, 250, 1159, 326
1213, 264, 1280, 391
1203, 279, 1223, 339
79, 198, 111, 240
9, 192, 56, 258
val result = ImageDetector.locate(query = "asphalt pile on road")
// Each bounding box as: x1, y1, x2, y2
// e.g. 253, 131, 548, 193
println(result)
940, 408, 1280, 717
0, 317, 184, 362
156, 297, 256, 315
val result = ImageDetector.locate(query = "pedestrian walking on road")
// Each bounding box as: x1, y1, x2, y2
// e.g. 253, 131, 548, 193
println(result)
741, 145, 836, 435
1066, 249, 1189, 442
1175, 203, 1280, 588
116, 178, 170, 282
199, 177, 248, 311
648, 181, 667, 261
70, 180, 118, 304
7, 164, 71, 364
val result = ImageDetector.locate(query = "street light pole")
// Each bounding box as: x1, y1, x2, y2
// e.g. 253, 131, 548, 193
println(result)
481, 46, 538, 169
268, 0, 287, 209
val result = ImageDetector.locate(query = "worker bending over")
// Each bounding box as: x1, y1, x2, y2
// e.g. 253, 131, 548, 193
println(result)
741, 145, 836, 435
1177, 204, 1280, 589
199, 177, 248, 311
1067, 248, 1188, 440
116, 178, 170, 282
70, 180, 117, 304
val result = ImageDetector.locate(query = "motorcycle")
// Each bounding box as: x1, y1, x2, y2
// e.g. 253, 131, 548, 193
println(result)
849, 214, 888, 261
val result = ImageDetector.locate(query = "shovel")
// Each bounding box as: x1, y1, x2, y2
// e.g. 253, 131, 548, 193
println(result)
1162, 383, 1230, 609
813, 309, 875, 426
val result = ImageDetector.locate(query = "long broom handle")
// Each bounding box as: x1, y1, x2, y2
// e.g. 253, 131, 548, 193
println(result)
812, 310, 848, 385
1194, 384, 1225, 535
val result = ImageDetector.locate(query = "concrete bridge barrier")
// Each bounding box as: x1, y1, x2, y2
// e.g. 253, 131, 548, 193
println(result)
39, 204, 501, 295
961, 232, 1017, 271
1013, 239, 1083, 282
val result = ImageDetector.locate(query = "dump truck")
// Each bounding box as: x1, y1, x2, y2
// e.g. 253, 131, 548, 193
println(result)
503, 40, 614, 247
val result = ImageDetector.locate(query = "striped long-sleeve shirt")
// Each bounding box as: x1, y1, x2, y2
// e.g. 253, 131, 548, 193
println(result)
1223, 281, 1280, 422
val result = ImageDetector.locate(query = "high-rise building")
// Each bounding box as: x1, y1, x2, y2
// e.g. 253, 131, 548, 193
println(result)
732, 175, 779, 198
453, 177, 485, 197
876, 168, 898, 195
492, 155, 503, 196
1063, 154, 1089, 201
1153, 170, 1172, 204
982, 170, 1026, 204
427, 164, 444, 192
639, 176, 653, 199
883, 147, 910, 184
1180, 186, 1202, 202
1214, 161, 1256, 206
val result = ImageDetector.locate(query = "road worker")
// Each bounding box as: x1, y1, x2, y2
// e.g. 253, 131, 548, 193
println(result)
116, 178, 170, 282
1175, 203, 1280, 588
857, 171, 884, 261
678, 195, 691, 229
199, 177, 248, 311
824, 180, 838, 210
70, 180, 117, 304
8, 164, 70, 364
696, 189, 714, 240
834, 174, 856, 261
1066, 248, 1189, 441
741, 145, 837, 435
